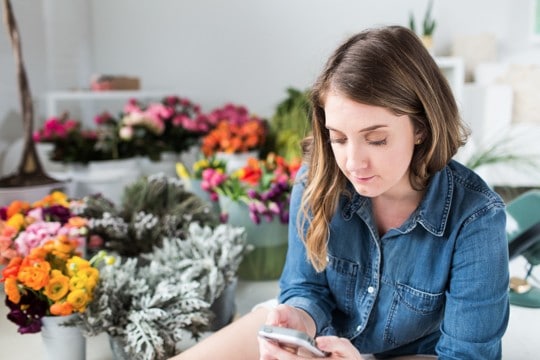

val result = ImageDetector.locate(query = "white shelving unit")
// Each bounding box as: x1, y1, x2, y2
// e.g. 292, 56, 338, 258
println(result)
435, 56, 465, 106
43, 90, 174, 124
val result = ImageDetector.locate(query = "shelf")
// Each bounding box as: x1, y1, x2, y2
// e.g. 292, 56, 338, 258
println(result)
43, 90, 175, 119
435, 56, 465, 105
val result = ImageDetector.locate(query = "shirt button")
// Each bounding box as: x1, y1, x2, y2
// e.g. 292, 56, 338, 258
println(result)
326, 256, 329, 262
356, 324, 362, 331
367, 286, 375, 294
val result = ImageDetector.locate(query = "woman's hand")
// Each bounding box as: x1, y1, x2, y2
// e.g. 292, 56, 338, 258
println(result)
258, 334, 364, 359
258, 304, 364, 359
316, 336, 364, 359
265, 304, 316, 335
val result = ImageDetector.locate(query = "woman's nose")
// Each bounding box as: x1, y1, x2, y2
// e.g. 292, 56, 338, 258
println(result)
345, 145, 368, 172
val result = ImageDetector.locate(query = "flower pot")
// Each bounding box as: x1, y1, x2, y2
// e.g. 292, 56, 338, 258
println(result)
67, 158, 140, 205
215, 151, 258, 172
138, 151, 181, 177
209, 277, 238, 331
0, 182, 66, 206
220, 197, 288, 280
109, 336, 130, 360
41, 314, 86, 360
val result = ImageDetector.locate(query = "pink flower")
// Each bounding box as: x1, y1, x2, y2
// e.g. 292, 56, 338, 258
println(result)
14, 221, 62, 256
119, 126, 134, 140
94, 112, 114, 125
124, 98, 142, 113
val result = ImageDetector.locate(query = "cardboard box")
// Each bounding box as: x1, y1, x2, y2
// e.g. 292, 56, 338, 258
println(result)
91, 75, 141, 91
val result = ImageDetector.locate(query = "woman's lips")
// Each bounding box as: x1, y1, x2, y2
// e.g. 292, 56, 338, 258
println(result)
352, 175, 375, 183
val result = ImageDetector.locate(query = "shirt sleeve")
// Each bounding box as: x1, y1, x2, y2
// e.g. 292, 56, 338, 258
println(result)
436, 203, 509, 359
278, 165, 336, 335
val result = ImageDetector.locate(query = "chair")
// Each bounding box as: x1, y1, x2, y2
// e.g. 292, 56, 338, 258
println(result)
505, 190, 540, 307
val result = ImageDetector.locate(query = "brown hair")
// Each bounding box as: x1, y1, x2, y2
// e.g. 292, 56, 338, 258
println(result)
300, 25, 469, 271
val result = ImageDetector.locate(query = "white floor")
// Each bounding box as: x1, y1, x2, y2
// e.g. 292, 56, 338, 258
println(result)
1, 259, 540, 359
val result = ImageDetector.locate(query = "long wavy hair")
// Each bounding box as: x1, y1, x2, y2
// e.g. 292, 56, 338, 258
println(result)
300, 25, 469, 271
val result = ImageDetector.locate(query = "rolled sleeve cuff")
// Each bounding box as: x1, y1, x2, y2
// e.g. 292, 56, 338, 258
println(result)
281, 296, 331, 335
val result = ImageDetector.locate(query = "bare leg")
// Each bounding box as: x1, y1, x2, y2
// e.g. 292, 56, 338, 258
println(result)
171, 307, 270, 360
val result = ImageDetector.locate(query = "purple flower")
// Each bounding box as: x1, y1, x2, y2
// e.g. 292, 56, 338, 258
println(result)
5, 293, 48, 334
43, 205, 71, 223
248, 210, 261, 225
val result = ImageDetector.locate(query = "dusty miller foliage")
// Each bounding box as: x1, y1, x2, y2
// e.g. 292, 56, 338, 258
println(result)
144, 223, 251, 304
75, 173, 219, 256
68, 174, 251, 359
72, 223, 249, 360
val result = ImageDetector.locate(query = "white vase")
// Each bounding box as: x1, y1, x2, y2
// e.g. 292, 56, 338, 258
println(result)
41, 314, 86, 360
67, 158, 140, 205
215, 151, 258, 172
209, 277, 238, 331
219, 197, 288, 280
138, 151, 181, 177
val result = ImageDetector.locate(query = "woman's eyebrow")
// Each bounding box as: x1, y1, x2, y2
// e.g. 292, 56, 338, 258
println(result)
325, 124, 388, 132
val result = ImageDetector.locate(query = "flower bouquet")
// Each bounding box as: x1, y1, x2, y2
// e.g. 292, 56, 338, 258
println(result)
32, 115, 100, 164
206, 153, 301, 280
34, 113, 138, 165
1, 240, 107, 334
120, 95, 217, 161
176, 156, 227, 215
0, 191, 85, 266
201, 103, 268, 171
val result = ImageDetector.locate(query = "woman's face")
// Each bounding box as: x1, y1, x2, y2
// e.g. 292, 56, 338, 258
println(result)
324, 92, 419, 199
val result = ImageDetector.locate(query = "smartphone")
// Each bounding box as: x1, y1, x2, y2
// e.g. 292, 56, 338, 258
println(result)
258, 325, 329, 358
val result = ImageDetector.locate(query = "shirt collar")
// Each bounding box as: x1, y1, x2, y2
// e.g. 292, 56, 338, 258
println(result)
342, 164, 453, 237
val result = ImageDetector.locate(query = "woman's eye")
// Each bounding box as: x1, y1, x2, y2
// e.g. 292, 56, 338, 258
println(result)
367, 139, 387, 146
329, 137, 346, 145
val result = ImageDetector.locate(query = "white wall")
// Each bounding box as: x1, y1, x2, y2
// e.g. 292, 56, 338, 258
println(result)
0, 0, 539, 176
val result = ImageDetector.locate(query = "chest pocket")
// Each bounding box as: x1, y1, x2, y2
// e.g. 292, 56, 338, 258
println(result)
384, 282, 445, 347
325, 254, 362, 316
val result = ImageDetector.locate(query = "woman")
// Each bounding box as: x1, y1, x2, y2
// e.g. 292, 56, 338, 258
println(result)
173, 25, 509, 360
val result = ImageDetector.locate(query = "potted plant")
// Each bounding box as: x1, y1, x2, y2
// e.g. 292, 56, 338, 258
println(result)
70, 222, 249, 360
409, 0, 436, 51
206, 153, 301, 280
120, 95, 217, 176
73, 174, 248, 334
0, 191, 109, 359
33, 112, 141, 205
74, 173, 219, 257
265, 87, 311, 162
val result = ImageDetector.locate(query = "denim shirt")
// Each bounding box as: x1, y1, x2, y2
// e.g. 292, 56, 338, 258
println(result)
279, 160, 509, 359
